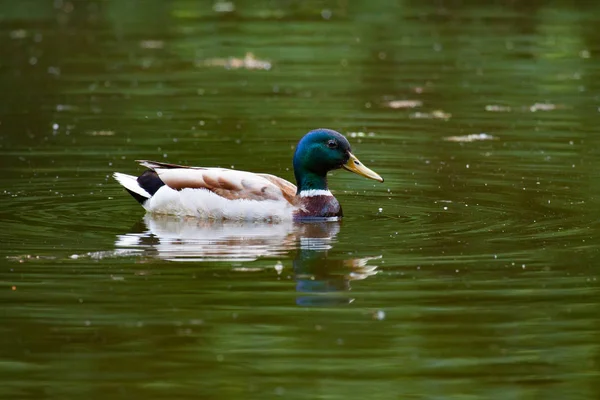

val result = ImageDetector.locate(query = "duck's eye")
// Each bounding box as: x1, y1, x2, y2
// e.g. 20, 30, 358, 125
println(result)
327, 140, 338, 149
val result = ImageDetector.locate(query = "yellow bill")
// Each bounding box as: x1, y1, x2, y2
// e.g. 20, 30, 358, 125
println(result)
342, 152, 384, 182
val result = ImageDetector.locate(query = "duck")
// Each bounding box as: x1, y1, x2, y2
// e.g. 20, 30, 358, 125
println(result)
113, 128, 383, 221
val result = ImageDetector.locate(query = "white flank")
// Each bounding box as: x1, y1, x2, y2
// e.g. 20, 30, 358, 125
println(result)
144, 186, 296, 221
299, 189, 333, 197
113, 172, 151, 199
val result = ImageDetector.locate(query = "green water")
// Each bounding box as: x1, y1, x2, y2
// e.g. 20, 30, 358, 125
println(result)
2, 1, 600, 398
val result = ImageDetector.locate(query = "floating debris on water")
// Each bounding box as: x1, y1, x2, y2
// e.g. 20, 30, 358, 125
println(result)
56, 104, 75, 112
386, 99, 423, 109
7, 254, 57, 263
484, 103, 567, 113
87, 130, 115, 136
444, 133, 496, 142
372, 310, 386, 320
529, 103, 564, 112
347, 131, 375, 138
198, 53, 272, 71
9, 29, 27, 39
274, 261, 283, 275
213, 1, 235, 13
232, 267, 263, 272
485, 105, 512, 112
139, 40, 164, 49
48, 66, 61, 76
410, 110, 452, 120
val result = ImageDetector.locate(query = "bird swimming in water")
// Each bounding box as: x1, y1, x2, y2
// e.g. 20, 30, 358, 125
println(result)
114, 128, 383, 221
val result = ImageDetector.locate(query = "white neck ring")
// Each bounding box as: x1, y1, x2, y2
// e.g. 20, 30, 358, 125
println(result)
299, 189, 333, 198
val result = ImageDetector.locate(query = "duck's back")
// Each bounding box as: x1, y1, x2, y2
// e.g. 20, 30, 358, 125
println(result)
115, 161, 299, 221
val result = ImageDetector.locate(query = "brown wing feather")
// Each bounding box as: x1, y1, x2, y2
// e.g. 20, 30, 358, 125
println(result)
257, 174, 298, 205
148, 165, 295, 203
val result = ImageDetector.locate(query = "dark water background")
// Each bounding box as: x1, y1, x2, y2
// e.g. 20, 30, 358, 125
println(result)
1, 1, 600, 398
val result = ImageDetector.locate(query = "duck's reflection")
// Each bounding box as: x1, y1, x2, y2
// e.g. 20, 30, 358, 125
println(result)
293, 249, 380, 306
116, 214, 300, 262
115, 214, 380, 305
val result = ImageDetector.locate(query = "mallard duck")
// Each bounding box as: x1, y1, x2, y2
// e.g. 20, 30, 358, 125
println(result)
113, 128, 383, 221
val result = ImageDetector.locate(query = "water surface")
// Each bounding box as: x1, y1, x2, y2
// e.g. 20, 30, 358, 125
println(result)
1, 1, 600, 399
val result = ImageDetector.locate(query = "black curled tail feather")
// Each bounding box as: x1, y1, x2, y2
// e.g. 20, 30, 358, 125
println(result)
137, 170, 165, 196
118, 170, 165, 205
114, 171, 165, 206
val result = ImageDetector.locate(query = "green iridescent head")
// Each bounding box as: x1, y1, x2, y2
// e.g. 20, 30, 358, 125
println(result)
292, 128, 383, 193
